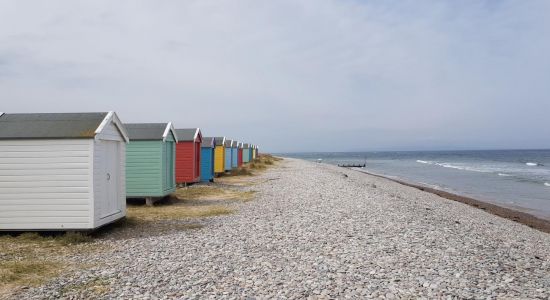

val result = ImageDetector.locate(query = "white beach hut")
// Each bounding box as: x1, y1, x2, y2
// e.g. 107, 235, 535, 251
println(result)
0, 112, 129, 231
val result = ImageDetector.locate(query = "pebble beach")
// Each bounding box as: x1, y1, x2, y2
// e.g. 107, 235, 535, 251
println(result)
19, 158, 550, 299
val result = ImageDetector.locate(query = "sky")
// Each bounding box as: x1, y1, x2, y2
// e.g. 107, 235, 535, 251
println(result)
1, 0, 549, 153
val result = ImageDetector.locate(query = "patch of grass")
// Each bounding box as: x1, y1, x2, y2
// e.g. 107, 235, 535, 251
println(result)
56, 232, 93, 246
126, 204, 233, 221
122, 185, 256, 222
247, 154, 282, 171
175, 186, 256, 201
0, 231, 99, 297
0, 261, 58, 285
230, 167, 253, 176
248, 162, 266, 170
16, 232, 43, 242
175, 186, 229, 199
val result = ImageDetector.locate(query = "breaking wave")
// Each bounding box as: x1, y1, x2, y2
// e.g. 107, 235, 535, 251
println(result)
545, 183, 550, 187
498, 173, 512, 177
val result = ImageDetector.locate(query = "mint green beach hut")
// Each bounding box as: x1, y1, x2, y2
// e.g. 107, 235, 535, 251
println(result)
124, 123, 178, 206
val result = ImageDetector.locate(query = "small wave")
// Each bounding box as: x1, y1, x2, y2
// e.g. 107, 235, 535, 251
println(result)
416, 160, 431, 164
545, 183, 550, 187
526, 162, 544, 166
498, 173, 512, 177
436, 163, 465, 170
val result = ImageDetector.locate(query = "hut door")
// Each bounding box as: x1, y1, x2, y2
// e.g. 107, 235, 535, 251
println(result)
100, 141, 120, 218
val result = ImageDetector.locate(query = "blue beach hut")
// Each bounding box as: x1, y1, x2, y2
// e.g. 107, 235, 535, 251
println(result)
224, 139, 233, 171
200, 137, 216, 182
231, 140, 238, 168
242, 143, 251, 163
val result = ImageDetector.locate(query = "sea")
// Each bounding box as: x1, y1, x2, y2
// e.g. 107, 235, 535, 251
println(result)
279, 150, 550, 220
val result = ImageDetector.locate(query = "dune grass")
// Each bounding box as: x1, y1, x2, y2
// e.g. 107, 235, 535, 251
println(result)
126, 204, 233, 221
0, 261, 58, 286
175, 186, 256, 201
0, 231, 97, 297
248, 154, 282, 170
219, 154, 282, 178
123, 185, 258, 222
217, 154, 282, 186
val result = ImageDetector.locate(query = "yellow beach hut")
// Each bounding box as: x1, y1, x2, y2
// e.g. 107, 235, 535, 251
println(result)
213, 137, 226, 174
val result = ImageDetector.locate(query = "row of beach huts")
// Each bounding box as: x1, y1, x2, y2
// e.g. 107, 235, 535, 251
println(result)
0, 112, 260, 231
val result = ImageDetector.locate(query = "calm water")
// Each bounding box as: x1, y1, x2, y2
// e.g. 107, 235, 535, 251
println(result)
279, 150, 550, 219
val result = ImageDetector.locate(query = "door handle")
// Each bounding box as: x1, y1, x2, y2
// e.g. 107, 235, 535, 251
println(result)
107, 173, 111, 181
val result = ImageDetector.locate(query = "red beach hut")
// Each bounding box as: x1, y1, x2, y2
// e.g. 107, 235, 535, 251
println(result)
175, 128, 202, 184
237, 142, 243, 167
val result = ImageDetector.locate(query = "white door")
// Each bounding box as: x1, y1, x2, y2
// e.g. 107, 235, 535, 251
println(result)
100, 141, 120, 218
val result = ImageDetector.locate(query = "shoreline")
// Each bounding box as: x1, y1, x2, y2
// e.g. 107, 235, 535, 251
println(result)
348, 167, 550, 234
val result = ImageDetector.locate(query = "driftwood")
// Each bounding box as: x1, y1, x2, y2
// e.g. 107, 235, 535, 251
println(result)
338, 164, 366, 168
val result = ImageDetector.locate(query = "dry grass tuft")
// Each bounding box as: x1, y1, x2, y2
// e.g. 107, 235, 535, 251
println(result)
0, 261, 59, 285
56, 232, 93, 245
229, 167, 254, 176
123, 185, 256, 222
126, 204, 233, 221
0, 232, 97, 297
248, 154, 282, 170
175, 186, 256, 201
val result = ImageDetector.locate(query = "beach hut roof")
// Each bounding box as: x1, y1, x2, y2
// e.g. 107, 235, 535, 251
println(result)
243, 143, 250, 149
124, 123, 178, 142
224, 139, 233, 147
0, 112, 129, 142
238, 142, 243, 148
201, 137, 215, 148
175, 128, 201, 142
214, 137, 226, 145
232, 140, 238, 148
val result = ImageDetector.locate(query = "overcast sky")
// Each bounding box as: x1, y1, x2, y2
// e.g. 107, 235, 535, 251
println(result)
1, 1, 549, 152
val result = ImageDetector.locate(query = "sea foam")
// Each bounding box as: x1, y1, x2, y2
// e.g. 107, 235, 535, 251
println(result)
498, 173, 512, 177
545, 183, 550, 187
526, 162, 538, 166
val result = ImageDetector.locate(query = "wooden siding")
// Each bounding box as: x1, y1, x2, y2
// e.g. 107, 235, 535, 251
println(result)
200, 148, 214, 182
126, 141, 163, 197
238, 149, 243, 166
92, 139, 126, 228
225, 148, 232, 171
195, 141, 201, 179
243, 148, 250, 163
231, 148, 238, 168
96, 120, 124, 142
175, 141, 200, 183
214, 146, 225, 173
0, 139, 93, 230
161, 140, 176, 195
